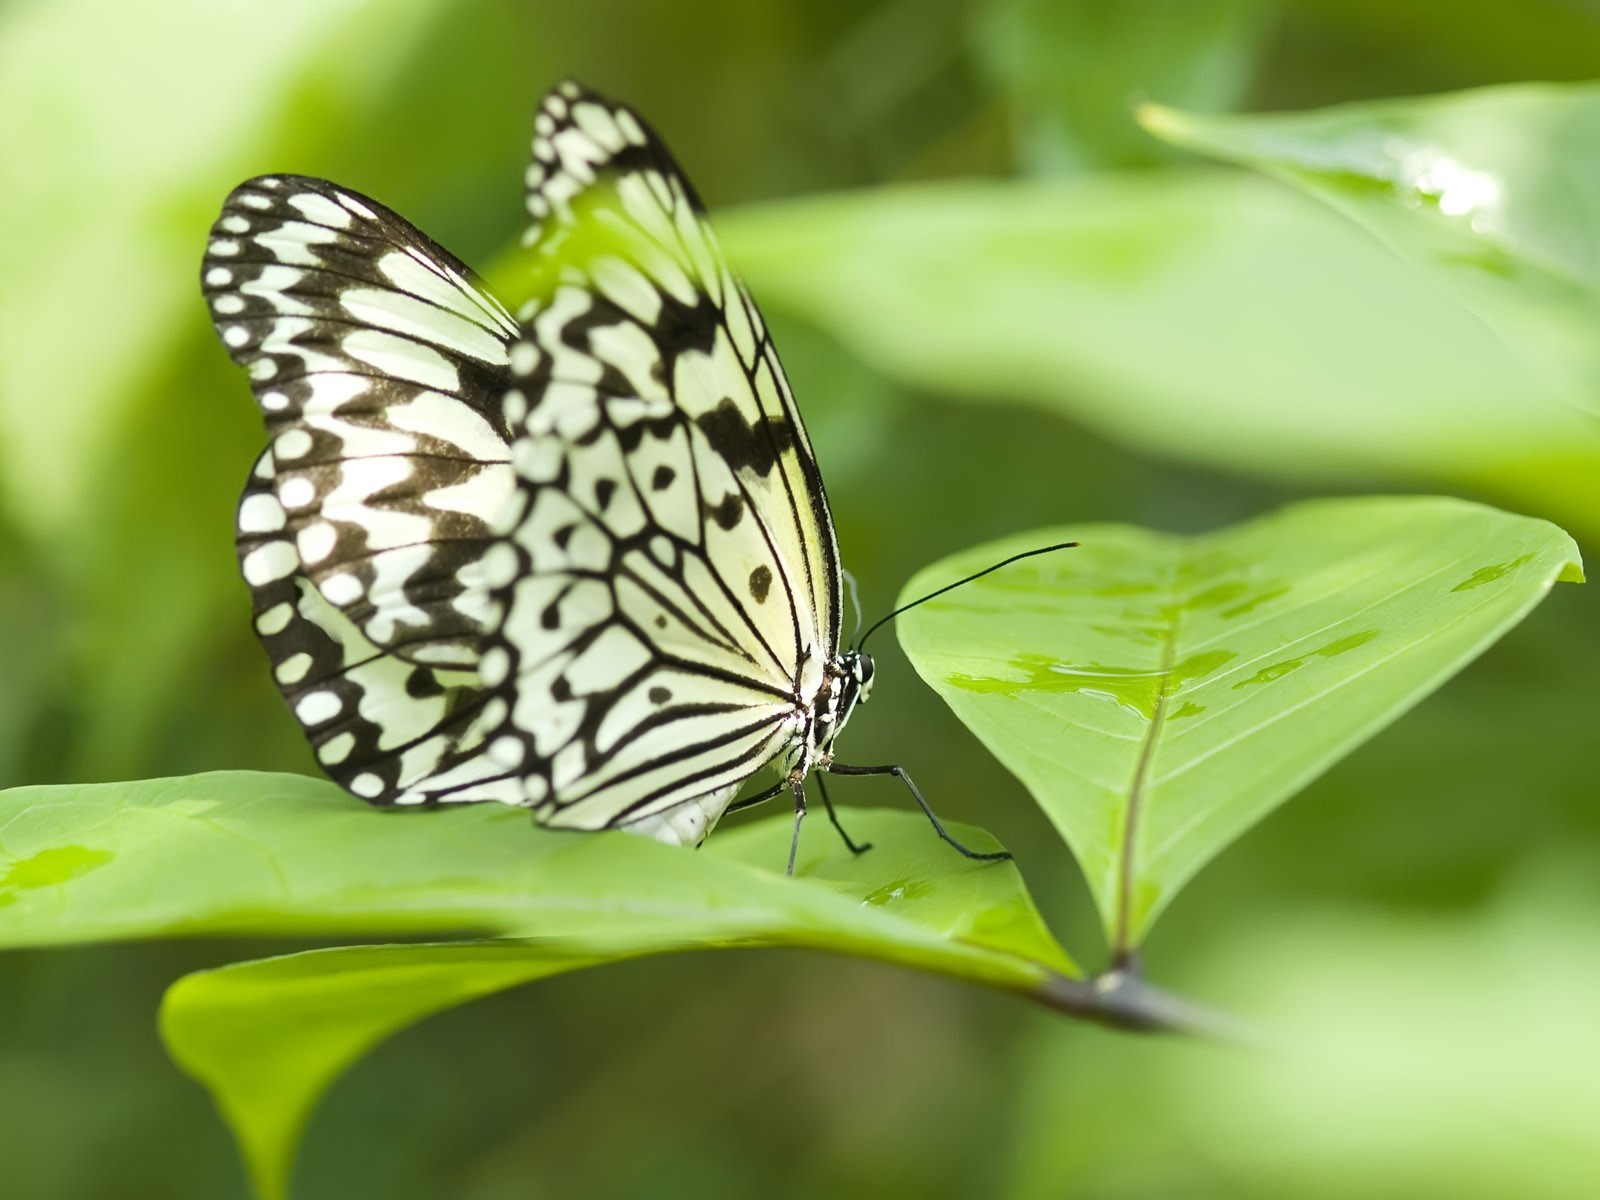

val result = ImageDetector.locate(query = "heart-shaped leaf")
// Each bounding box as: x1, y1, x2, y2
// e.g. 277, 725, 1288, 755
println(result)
1140, 85, 1600, 415
898, 496, 1581, 950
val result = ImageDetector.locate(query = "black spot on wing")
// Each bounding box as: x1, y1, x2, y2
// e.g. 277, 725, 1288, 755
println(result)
748, 565, 773, 604
694, 398, 795, 478
707, 493, 743, 531
405, 667, 444, 699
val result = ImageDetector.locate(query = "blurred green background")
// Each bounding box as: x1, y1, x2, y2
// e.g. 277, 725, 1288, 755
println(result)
2, 0, 1597, 1196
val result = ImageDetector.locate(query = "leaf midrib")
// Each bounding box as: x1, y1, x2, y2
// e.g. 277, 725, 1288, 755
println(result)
1112, 555, 1185, 958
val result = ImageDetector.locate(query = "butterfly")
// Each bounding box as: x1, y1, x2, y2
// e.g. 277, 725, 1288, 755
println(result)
203, 79, 1010, 872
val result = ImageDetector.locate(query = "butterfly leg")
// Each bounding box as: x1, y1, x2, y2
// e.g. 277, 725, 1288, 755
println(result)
825, 763, 1011, 862
813, 773, 872, 856
786, 776, 807, 877
724, 778, 788, 816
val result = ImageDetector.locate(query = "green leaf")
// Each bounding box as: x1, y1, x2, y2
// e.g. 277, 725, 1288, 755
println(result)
160, 944, 597, 1200
0, 773, 1067, 975
719, 174, 1600, 540
1139, 84, 1600, 416
56, 794, 1066, 1200
896, 496, 1582, 950
975, 0, 1273, 173
0, 776, 1074, 1197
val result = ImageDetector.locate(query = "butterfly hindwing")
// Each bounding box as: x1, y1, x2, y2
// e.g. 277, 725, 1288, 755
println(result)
479, 82, 841, 832
236, 450, 519, 806
203, 175, 520, 671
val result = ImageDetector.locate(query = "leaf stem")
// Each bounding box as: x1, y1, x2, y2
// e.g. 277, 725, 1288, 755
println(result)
1030, 967, 1265, 1044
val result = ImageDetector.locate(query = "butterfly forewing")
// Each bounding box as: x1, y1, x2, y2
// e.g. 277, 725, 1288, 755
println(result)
479, 83, 842, 832
203, 175, 521, 671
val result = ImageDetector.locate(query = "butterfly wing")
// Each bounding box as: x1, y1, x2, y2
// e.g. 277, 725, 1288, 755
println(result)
480, 82, 843, 835
236, 449, 519, 805
208, 176, 525, 804
203, 175, 520, 671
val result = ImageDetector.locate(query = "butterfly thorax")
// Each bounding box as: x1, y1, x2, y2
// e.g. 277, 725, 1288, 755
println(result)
801, 650, 874, 771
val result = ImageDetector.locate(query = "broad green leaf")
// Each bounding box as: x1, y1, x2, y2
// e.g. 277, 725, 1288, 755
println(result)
49, 793, 1064, 1200
158, 796, 1068, 1200
1140, 84, 1600, 416
897, 496, 1581, 949
0, 776, 1072, 1197
0, 773, 1068, 980
975, 0, 1273, 173
720, 173, 1600, 539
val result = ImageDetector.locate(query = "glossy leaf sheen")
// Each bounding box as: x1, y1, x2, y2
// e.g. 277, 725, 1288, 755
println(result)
719, 173, 1600, 539
0, 773, 1065, 973
897, 497, 1582, 948
1140, 84, 1600, 415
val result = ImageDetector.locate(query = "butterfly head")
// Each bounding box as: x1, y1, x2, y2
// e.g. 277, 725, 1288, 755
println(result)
846, 650, 875, 706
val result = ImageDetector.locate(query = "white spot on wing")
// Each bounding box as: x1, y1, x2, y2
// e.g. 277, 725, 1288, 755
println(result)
274, 429, 313, 460
297, 521, 338, 565
275, 652, 313, 684
319, 731, 356, 764
242, 541, 298, 585
255, 603, 293, 635
288, 191, 355, 228
238, 493, 286, 534
278, 475, 315, 509
321, 572, 363, 606
296, 690, 342, 725
350, 772, 384, 798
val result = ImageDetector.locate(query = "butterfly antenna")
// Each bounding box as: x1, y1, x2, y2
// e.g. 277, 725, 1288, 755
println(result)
855, 541, 1079, 654
842, 568, 865, 648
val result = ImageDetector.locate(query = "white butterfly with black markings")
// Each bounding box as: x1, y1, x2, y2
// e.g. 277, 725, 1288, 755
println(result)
204, 79, 1015, 872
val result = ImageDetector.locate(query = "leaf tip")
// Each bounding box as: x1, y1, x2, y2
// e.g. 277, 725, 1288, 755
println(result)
1133, 101, 1185, 141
